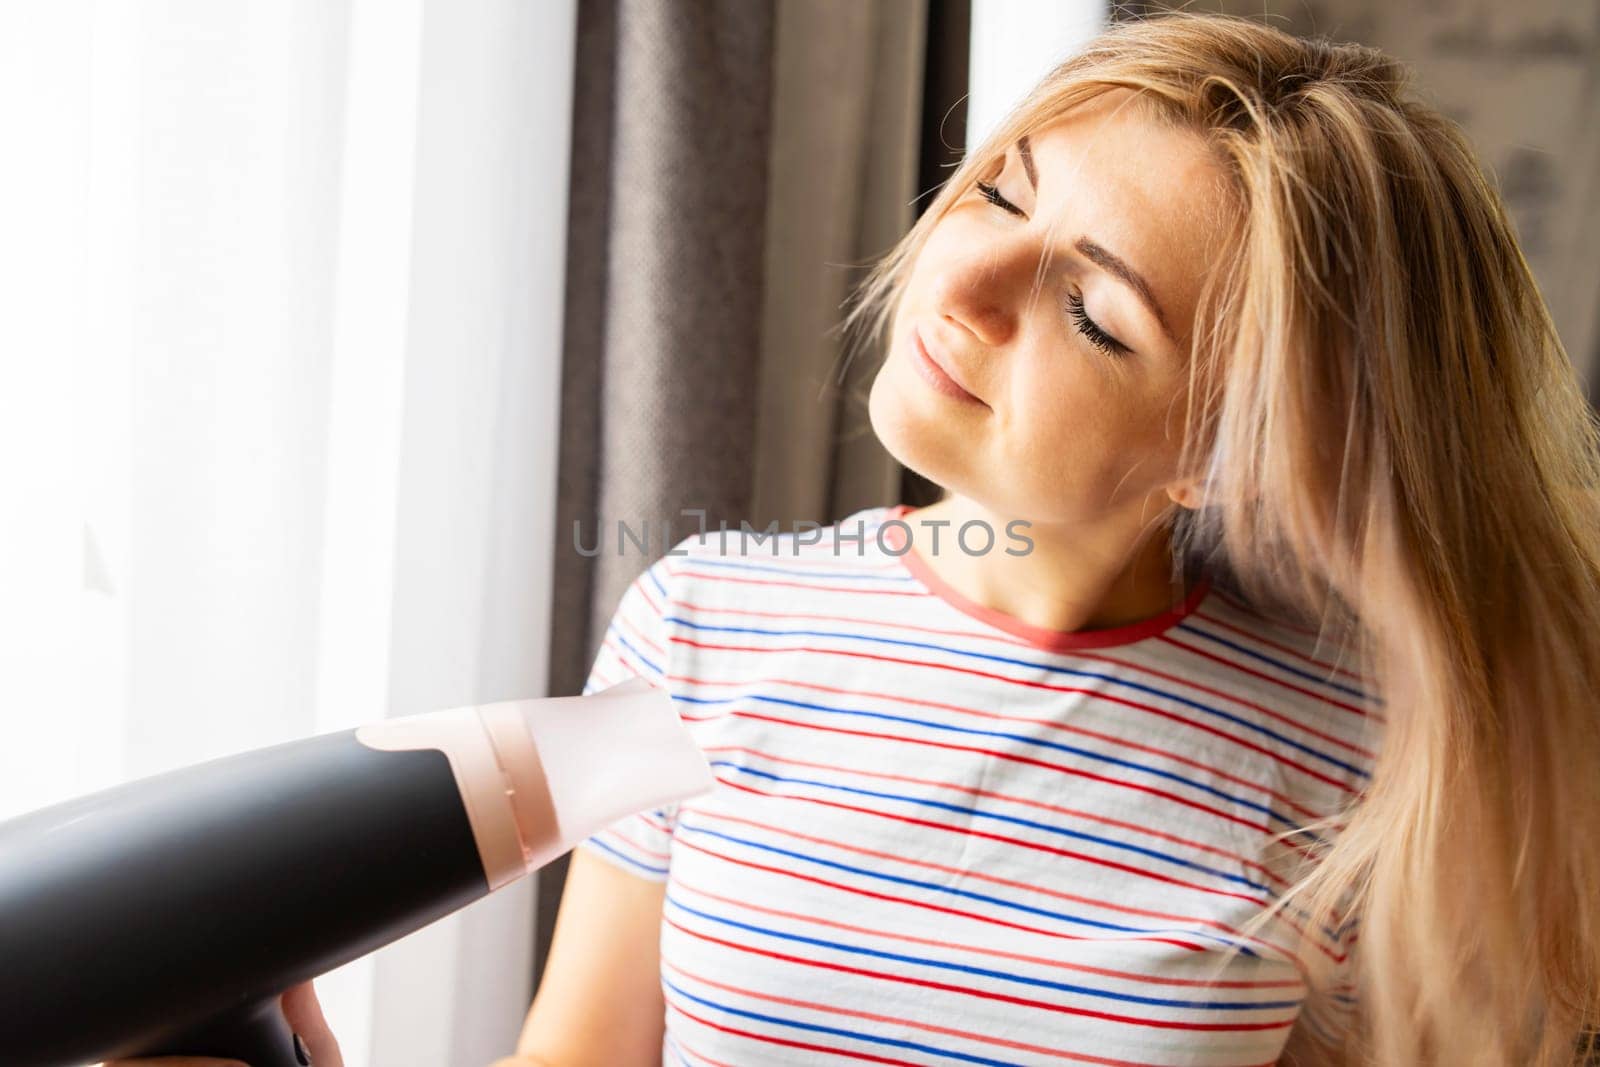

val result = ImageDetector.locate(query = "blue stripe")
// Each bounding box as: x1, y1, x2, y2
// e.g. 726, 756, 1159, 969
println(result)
607, 624, 662, 678
662, 973, 1022, 1066
680, 689, 1312, 840
716, 753, 1335, 941
667, 892, 1298, 1012
675, 819, 1259, 957
583, 836, 668, 878
709, 735, 1335, 939
1175, 622, 1374, 702
665, 617, 1369, 782
646, 564, 670, 600
711, 760, 1270, 894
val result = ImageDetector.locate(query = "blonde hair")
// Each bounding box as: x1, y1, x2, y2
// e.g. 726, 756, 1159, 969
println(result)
840, 11, 1600, 1065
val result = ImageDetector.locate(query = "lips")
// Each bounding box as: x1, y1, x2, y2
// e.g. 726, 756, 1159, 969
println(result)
911, 327, 986, 407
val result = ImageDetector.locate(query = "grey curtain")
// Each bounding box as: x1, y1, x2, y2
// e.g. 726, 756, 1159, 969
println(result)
538, 0, 936, 985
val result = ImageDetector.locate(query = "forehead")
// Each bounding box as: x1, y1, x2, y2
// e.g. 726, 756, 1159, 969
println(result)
1017, 92, 1232, 334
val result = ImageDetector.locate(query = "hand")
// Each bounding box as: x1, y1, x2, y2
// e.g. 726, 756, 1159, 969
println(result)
103, 978, 343, 1067
280, 980, 343, 1067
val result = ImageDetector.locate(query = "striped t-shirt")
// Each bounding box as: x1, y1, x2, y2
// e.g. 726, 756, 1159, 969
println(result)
578, 504, 1379, 1066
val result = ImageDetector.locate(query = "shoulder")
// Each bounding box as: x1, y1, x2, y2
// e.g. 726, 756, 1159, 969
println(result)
632, 504, 912, 637
1179, 585, 1376, 992
1173, 580, 1384, 793
1182, 581, 1380, 712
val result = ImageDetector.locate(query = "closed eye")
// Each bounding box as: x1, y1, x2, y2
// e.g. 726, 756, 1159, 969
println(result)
975, 178, 1024, 217
973, 179, 1134, 358
1065, 291, 1132, 357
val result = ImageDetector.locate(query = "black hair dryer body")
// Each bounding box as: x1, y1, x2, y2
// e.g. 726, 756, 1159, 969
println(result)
0, 677, 710, 1067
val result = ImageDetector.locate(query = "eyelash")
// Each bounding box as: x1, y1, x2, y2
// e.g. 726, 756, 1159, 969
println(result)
973, 178, 1025, 220
1064, 292, 1131, 358
973, 179, 1132, 359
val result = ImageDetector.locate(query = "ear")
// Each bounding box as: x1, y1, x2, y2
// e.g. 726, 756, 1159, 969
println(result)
1164, 477, 1206, 511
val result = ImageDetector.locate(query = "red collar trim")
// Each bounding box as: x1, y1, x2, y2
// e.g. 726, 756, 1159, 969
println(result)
883, 504, 1210, 652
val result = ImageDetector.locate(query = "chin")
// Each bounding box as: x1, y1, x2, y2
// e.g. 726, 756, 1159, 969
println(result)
867, 359, 965, 491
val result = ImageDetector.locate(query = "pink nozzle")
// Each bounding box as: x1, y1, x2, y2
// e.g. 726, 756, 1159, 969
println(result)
514, 677, 714, 863
362, 679, 714, 888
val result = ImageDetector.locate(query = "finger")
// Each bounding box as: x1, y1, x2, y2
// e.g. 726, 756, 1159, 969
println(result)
280, 980, 344, 1067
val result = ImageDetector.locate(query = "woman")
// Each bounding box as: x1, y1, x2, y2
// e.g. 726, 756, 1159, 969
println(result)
117, 11, 1600, 1067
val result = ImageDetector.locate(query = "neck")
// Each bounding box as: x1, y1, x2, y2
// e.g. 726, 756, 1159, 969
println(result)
904, 493, 1189, 634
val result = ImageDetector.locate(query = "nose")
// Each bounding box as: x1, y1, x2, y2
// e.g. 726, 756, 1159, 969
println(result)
925, 232, 1046, 348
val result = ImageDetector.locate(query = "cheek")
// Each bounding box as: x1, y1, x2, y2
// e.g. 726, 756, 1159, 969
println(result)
1003, 357, 1186, 493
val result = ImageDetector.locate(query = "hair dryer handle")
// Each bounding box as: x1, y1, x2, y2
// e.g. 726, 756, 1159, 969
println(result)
137, 995, 303, 1066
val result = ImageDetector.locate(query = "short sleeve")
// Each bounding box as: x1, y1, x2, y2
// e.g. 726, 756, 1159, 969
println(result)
1265, 803, 1366, 1061
1286, 903, 1362, 1060
574, 551, 684, 882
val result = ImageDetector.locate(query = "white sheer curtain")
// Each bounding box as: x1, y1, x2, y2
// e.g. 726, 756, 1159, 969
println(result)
0, 1, 576, 1063
967, 0, 1107, 151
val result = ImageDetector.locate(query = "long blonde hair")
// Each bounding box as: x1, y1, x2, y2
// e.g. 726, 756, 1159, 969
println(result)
840, 11, 1600, 1064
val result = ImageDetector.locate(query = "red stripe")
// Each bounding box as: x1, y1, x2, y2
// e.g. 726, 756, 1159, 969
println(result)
674, 818, 1313, 973
616, 610, 665, 661
609, 825, 671, 862
666, 998, 922, 1065
1211, 587, 1321, 638
702, 708, 1271, 836
1191, 608, 1371, 686
1159, 633, 1369, 718
673, 668, 1339, 821
1064, 649, 1373, 765
667, 597, 1373, 765
673, 634, 1371, 771
661, 592, 1373, 762
672, 833, 1214, 954
703, 761, 1340, 959
663, 956, 1183, 1067
667, 1029, 739, 1067
599, 634, 651, 681
706, 770, 1269, 907
638, 809, 675, 835
704, 764, 1337, 953
701, 740, 1287, 886
663, 912, 1297, 1033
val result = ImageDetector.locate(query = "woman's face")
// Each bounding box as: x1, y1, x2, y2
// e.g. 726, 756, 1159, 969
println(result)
869, 89, 1233, 528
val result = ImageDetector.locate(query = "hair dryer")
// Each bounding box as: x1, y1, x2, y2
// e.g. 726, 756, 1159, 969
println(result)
0, 676, 711, 1067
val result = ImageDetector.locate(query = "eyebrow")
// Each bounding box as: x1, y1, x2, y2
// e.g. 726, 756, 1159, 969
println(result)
1015, 134, 1174, 343
1074, 238, 1173, 342
1017, 133, 1039, 191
